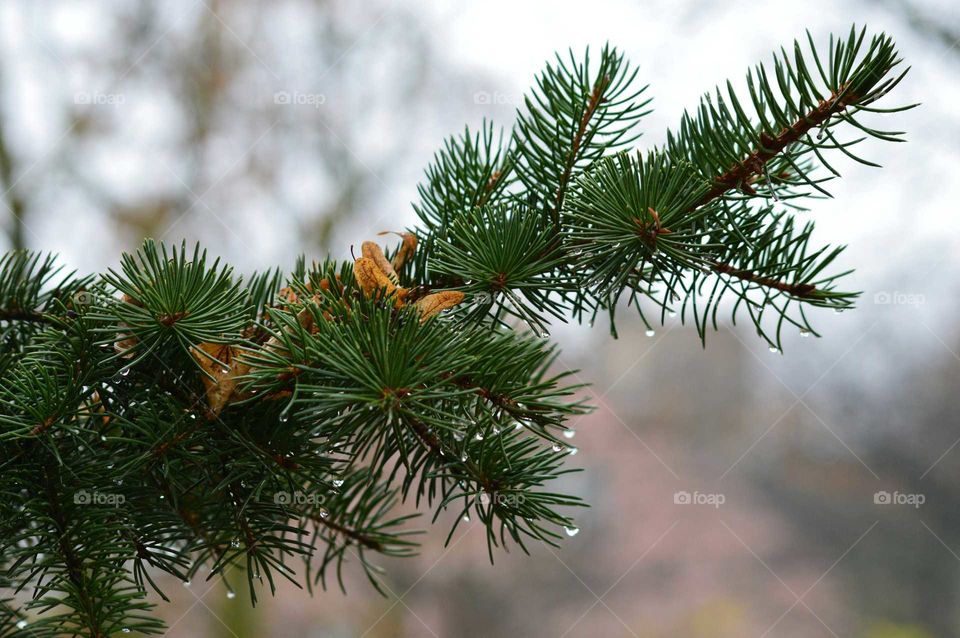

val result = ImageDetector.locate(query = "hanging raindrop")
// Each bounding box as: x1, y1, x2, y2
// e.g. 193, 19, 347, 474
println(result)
564, 526, 580, 537
563, 429, 576, 439
645, 329, 655, 337
332, 479, 344, 488
799, 329, 810, 338
552, 443, 563, 452
226, 591, 236, 599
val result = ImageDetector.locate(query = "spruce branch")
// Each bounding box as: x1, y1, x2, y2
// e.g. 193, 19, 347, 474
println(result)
515, 44, 652, 230
0, 25, 912, 636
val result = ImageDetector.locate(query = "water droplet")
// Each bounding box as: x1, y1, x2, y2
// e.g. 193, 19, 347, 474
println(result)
645, 329, 655, 337
474, 432, 484, 442
768, 346, 779, 353
16, 620, 27, 629
564, 526, 580, 537
799, 329, 810, 338
226, 590, 236, 599
183, 580, 191, 587
492, 425, 501, 435
279, 411, 289, 423
230, 539, 240, 548
568, 447, 579, 456
120, 368, 130, 377
668, 311, 678, 318
121, 629, 131, 634
462, 513, 470, 522
460, 452, 468, 462
514, 421, 523, 431
318, 507, 330, 519
332, 479, 344, 488
552, 443, 564, 452
563, 429, 576, 439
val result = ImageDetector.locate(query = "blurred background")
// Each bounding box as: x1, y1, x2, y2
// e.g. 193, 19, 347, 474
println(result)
1, 0, 959, 636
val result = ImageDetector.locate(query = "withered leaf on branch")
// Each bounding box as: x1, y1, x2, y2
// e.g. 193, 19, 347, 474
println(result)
353, 257, 407, 306
361, 241, 399, 284
190, 342, 250, 418
414, 291, 465, 323
377, 231, 418, 272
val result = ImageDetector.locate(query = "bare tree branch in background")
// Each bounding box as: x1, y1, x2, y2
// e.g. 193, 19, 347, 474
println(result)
0, 1, 473, 261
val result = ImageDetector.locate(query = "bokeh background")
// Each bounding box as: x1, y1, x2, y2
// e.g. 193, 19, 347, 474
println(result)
2, 0, 959, 636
